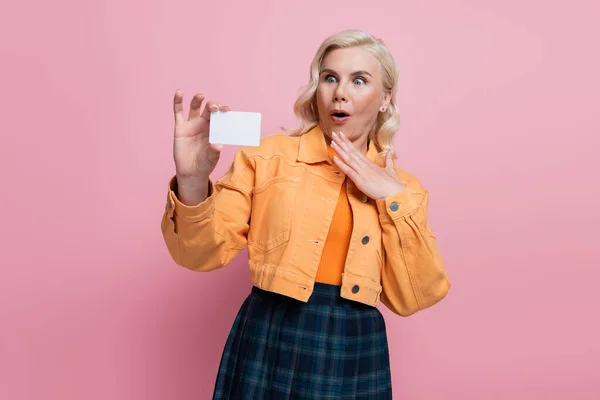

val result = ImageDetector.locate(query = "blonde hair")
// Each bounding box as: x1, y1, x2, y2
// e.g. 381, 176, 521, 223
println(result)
284, 29, 401, 158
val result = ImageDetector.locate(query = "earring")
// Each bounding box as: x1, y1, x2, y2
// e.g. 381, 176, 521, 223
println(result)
380, 106, 387, 112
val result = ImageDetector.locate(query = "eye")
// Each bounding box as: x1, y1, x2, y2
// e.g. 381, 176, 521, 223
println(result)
325, 75, 337, 83
354, 77, 367, 85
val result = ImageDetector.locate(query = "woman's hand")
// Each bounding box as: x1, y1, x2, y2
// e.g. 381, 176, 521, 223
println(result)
173, 90, 230, 180
331, 131, 405, 200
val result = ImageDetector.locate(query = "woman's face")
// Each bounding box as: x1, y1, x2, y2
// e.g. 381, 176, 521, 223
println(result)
316, 46, 391, 146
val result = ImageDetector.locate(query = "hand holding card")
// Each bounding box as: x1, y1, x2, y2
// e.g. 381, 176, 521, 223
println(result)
173, 90, 262, 183
172, 90, 264, 206
173, 90, 233, 180
209, 111, 262, 146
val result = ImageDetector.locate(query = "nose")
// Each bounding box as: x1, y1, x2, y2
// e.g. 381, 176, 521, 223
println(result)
333, 84, 347, 103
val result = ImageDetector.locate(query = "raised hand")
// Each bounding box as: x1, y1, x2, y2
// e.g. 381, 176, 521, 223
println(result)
172, 90, 230, 179
331, 131, 405, 200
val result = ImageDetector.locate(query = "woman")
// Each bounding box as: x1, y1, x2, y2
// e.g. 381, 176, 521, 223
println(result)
161, 29, 450, 399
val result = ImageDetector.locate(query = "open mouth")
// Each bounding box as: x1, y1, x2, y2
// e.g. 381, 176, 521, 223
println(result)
330, 111, 350, 124
331, 111, 350, 118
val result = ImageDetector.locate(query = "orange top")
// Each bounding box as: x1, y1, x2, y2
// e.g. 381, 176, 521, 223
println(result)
314, 145, 353, 285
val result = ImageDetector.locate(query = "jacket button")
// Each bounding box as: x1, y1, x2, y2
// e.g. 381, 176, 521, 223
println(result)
361, 194, 369, 203
361, 236, 370, 244
352, 284, 360, 294
390, 202, 399, 211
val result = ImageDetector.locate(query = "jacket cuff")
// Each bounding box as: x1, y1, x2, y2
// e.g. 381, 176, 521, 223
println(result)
375, 188, 420, 220
166, 175, 215, 221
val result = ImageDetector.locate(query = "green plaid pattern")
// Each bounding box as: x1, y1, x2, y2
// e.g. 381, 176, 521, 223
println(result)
213, 283, 392, 399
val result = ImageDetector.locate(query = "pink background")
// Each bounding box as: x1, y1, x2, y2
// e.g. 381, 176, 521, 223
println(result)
1, 1, 599, 399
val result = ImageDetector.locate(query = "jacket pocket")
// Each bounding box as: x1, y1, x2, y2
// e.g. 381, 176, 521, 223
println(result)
248, 176, 299, 252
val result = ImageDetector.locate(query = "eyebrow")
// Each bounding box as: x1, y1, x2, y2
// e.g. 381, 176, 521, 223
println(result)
320, 68, 373, 77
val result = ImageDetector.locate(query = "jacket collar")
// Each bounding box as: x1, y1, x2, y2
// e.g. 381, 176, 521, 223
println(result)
297, 125, 384, 167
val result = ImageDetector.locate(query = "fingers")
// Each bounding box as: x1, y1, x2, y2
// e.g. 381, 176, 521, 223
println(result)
174, 90, 228, 124
173, 90, 184, 124
333, 154, 358, 182
200, 100, 221, 121
189, 94, 226, 120
333, 132, 357, 157
330, 139, 350, 164
188, 93, 206, 120
332, 131, 367, 167
331, 137, 359, 179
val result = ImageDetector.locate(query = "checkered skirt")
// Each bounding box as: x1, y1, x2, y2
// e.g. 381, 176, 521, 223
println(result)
212, 282, 392, 399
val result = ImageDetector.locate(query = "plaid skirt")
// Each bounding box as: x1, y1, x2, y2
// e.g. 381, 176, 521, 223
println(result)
212, 282, 392, 399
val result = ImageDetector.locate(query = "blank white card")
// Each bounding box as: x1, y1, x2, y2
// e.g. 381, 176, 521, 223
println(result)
209, 111, 262, 146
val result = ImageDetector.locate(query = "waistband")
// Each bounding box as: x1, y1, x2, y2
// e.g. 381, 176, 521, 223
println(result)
252, 282, 371, 308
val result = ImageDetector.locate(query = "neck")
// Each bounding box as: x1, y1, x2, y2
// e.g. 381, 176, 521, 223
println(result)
354, 135, 370, 154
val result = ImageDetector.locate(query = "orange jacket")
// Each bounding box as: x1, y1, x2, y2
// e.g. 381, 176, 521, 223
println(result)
160, 126, 450, 316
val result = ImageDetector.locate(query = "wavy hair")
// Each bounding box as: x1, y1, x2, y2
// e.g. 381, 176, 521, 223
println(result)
284, 29, 401, 158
